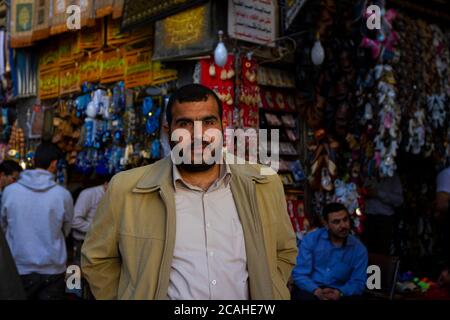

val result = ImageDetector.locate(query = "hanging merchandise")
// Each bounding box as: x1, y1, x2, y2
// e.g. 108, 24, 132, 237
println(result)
260, 87, 298, 112
0, 107, 12, 142
238, 55, 259, 128
15, 48, 38, 97
430, 25, 450, 97
427, 94, 447, 129
333, 179, 366, 235
0, 30, 5, 80
257, 66, 296, 89
69, 80, 166, 175
83, 118, 96, 148
7, 121, 25, 161
56, 158, 67, 185
142, 97, 161, 136
111, 81, 126, 115
307, 129, 338, 191
199, 54, 235, 129
150, 139, 161, 159
51, 100, 83, 164
392, 12, 449, 166
26, 104, 45, 139
287, 196, 309, 240
75, 93, 91, 117
372, 65, 401, 177
360, 8, 398, 61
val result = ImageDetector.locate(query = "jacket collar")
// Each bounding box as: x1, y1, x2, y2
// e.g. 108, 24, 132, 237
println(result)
133, 154, 271, 193
133, 157, 174, 193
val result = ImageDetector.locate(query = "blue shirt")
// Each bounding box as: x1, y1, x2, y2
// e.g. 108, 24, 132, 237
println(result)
292, 228, 368, 296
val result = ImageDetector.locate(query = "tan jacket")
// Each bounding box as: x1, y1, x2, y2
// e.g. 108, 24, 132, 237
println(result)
81, 157, 297, 300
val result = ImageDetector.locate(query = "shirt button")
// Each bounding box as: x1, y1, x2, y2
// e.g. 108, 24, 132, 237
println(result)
211, 280, 217, 285
206, 223, 210, 228
210, 251, 214, 257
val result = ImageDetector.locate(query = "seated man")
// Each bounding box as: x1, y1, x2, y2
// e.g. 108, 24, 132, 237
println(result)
292, 202, 368, 300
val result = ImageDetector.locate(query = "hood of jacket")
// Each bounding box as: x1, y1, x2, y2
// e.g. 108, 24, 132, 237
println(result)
17, 169, 57, 191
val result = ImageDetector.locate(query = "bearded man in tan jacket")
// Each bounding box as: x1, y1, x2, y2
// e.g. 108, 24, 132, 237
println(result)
82, 84, 297, 300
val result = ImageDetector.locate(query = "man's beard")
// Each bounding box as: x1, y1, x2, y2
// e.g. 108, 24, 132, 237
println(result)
178, 162, 215, 172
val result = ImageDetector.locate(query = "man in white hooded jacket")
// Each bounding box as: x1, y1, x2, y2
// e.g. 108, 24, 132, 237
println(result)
0, 142, 73, 300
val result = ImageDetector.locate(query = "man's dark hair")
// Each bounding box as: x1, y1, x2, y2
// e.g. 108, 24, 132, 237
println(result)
0, 160, 22, 175
166, 84, 223, 127
97, 173, 114, 184
322, 202, 349, 221
34, 142, 63, 169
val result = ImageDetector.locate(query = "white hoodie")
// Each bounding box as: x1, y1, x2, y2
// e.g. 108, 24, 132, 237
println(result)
0, 169, 74, 275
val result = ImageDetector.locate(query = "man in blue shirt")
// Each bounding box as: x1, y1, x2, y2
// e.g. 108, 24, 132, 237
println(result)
292, 202, 368, 300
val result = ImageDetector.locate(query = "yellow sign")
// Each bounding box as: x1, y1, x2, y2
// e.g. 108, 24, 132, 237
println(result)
124, 48, 152, 88
163, 5, 206, 49
59, 63, 80, 96
39, 67, 59, 100
101, 49, 125, 84
79, 51, 102, 83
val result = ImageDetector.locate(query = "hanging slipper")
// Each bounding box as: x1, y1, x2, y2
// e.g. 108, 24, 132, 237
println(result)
360, 37, 381, 59
324, 153, 337, 178
340, 50, 353, 73
321, 167, 333, 191
310, 153, 324, 178
334, 80, 349, 102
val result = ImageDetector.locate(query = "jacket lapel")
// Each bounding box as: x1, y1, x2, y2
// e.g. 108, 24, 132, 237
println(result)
229, 165, 274, 299
131, 157, 177, 299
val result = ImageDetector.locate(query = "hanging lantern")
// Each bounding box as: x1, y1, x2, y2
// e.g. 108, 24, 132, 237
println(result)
364, 102, 373, 120
311, 33, 325, 66
214, 30, 228, 67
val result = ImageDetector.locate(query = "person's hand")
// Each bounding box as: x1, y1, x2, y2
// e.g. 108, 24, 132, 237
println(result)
322, 288, 341, 300
313, 288, 327, 300
438, 269, 450, 287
